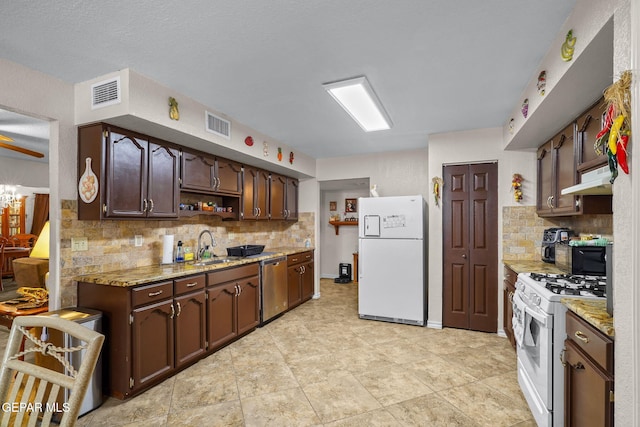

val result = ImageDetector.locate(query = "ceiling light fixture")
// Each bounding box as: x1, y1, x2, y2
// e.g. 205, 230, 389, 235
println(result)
323, 76, 392, 132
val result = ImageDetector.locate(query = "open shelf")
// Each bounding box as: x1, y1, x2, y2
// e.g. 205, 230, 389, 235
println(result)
329, 220, 358, 235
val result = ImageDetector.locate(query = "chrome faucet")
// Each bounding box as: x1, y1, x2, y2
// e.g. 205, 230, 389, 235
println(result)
197, 230, 216, 260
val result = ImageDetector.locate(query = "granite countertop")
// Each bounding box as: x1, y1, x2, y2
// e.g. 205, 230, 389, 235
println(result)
503, 260, 566, 275
561, 298, 614, 338
75, 246, 313, 287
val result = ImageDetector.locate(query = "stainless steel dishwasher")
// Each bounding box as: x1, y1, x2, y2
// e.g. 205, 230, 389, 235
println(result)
260, 256, 288, 323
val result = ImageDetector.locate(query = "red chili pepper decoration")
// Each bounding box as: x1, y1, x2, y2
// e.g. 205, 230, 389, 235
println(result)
595, 104, 615, 155
617, 134, 630, 174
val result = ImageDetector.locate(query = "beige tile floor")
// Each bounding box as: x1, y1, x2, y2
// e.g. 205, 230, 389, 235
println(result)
0, 279, 535, 426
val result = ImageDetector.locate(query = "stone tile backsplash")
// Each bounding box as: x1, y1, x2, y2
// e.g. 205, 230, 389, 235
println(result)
60, 199, 314, 306
503, 205, 613, 261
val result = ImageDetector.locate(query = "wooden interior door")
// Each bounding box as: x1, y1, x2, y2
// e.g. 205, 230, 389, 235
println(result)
443, 162, 498, 332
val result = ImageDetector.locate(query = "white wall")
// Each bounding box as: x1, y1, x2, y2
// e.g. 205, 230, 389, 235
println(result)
316, 148, 429, 200
320, 188, 368, 278
427, 127, 536, 329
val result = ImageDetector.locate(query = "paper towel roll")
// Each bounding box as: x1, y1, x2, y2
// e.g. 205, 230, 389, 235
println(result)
162, 235, 175, 264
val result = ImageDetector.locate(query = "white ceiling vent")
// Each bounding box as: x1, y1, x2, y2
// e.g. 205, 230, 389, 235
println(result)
205, 111, 231, 140
91, 77, 121, 109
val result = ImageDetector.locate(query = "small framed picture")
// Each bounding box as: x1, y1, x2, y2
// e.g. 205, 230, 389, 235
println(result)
329, 201, 337, 211
345, 198, 357, 213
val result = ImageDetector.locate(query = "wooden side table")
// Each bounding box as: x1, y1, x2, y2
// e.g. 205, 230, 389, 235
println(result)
0, 303, 49, 330
0, 303, 49, 358
353, 253, 358, 283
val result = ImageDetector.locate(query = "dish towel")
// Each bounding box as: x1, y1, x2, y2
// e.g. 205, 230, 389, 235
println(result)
524, 314, 536, 347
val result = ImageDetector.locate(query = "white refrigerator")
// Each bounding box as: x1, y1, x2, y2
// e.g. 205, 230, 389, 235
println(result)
358, 195, 426, 326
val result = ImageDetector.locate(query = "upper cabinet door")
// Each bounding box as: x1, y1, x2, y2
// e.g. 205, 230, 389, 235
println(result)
552, 124, 577, 215
180, 150, 216, 193
285, 178, 298, 221
215, 158, 242, 195
106, 129, 148, 218
270, 174, 287, 220
577, 99, 608, 170
147, 141, 180, 218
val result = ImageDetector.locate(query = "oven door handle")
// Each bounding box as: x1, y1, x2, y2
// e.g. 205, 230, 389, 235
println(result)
514, 292, 550, 328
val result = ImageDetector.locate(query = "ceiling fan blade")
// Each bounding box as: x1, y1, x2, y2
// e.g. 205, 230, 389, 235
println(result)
0, 141, 44, 158
0, 134, 14, 142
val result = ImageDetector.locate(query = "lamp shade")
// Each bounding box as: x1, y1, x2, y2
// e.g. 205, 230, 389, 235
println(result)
29, 221, 50, 259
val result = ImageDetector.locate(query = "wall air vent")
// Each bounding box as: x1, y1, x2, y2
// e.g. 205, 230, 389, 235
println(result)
91, 77, 121, 109
205, 111, 231, 140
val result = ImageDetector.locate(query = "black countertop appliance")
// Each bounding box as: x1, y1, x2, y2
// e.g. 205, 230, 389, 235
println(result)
541, 227, 573, 263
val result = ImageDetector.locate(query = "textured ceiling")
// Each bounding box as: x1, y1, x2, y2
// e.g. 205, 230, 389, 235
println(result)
0, 0, 576, 160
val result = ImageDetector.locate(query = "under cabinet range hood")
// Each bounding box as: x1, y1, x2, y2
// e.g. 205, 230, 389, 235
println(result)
561, 165, 613, 195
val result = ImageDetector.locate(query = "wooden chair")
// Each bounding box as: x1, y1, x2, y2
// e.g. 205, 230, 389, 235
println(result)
11, 234, 39, 248
0, 315, 104, 426
0, 238, 6, 291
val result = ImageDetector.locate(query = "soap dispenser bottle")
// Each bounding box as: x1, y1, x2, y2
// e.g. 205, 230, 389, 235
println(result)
176, 240, 185, 263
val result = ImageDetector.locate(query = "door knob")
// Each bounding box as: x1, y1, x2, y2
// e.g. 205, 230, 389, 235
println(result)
462, 254, 467, 259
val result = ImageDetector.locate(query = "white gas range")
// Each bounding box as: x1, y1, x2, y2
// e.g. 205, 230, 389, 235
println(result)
513, 272, 606, 427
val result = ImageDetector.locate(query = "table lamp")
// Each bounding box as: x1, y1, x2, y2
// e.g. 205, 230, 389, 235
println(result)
30, 221, 50, 259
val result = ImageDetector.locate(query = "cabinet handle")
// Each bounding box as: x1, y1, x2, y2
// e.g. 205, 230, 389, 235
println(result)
148, 290, 163, 297
186, 282, 198, 288
214, 177, 220, 190
560, 349, 566, 367
257, 207, 261, 217
170, 303, 175, 319
234, 284, 239, 296
549, 196, 554, 209
574, 331, 590, 343
143, 199, 148, 212
176, 301, 182, 317
149, 199, 154, 212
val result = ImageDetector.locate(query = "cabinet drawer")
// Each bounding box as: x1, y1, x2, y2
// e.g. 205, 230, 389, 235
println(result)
132, 281, 173, 307
207, 263, 259, 286
503, 265, 517, 286
175, 274, 206, 295
566, 311, 614, 373
287, 251, 313, 265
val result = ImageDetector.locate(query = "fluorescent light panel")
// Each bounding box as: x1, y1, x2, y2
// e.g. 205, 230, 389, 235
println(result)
323, 76, 392, 132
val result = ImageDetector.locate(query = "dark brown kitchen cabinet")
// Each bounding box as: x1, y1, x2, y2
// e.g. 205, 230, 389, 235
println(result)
174, 276, 207, 368
180, 149, 242, 196
241, 166, 270, 220
564, 310, 614, 427
577, 98, 608, 171
503, 265, 516, 349
537, 124, 576, 216
206, 264, 260, 351
77, 123, 180, 220
270, 174, 298, 221
287, 251, 314, 309
131, 298, 174, 389
77, 273, 207, 399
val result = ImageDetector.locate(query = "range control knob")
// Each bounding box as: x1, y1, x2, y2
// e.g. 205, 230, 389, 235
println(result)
532, 294, 541, 306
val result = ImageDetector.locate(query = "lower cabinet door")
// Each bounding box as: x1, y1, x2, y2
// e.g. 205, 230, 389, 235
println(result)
132, 300, 175, 390
287, 265, 302, 308
564, 339, 614, 427
236, 276, 260, 335
174, 291, 207, 368
207, 283, 237, 351
301, 262, 314, 301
